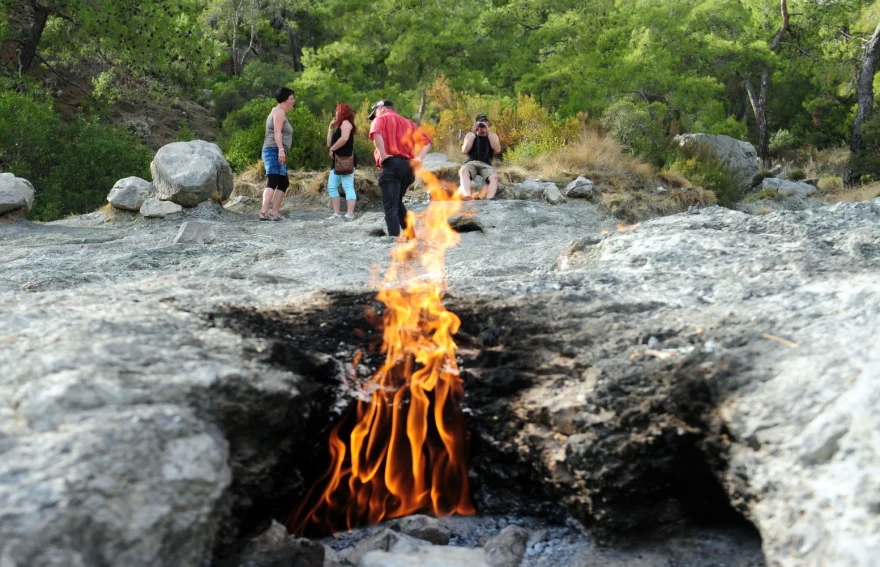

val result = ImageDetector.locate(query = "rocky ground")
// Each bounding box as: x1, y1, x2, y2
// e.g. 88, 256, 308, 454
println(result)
1, 194, 878, 566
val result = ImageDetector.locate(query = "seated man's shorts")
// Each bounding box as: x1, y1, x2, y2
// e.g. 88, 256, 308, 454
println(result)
463, 161, 496, 180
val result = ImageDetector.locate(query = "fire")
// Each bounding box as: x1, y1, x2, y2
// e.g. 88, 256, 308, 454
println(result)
288, 164, 475, 536
616, 222, 641, 231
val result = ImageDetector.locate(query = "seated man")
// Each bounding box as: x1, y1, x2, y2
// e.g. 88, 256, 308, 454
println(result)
459, 113, 501, 200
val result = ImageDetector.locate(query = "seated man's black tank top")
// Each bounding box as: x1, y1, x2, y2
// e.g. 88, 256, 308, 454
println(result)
467, 135, 494, 164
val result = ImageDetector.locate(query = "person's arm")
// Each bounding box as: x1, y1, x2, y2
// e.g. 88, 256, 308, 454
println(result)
415, 140, 431, 162
326, 119, 336, 148
461, 132, 476, 154
273, 109, 287, 164
489, 132, 501, 153
329, 121, 352, 151
373, 133, 389, 163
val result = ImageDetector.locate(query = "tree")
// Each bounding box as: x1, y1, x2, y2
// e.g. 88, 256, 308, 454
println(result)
846, 19, 880, 184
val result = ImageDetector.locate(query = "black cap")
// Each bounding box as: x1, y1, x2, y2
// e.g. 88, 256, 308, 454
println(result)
369, 99, 393, 120
475, 113, 489, 122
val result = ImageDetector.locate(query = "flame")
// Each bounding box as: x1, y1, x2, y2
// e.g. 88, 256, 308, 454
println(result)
616, 222, 641, 231
288, 163, 475, 536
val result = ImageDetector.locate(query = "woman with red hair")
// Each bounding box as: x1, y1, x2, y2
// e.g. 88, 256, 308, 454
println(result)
326, 103, 357, 220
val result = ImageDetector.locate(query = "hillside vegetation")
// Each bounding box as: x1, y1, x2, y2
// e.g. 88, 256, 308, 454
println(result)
1, 0, 879, 220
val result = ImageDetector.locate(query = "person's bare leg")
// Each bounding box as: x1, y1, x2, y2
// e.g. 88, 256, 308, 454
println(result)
260, 188, 274, 216
331, 196, 341, 215
346, 199, 356, 215
270, 190, 285, 216
486, 174, 499, 199
458, 166, 473, 200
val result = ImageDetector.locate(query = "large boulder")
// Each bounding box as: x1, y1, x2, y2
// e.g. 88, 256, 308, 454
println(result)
674, 133, 760, 190
0, 173, 35, 216
107, 177, 154, 212
760, 177, 817, 198
151, 141, 233, 207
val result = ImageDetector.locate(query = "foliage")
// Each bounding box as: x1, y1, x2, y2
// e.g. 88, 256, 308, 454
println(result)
600, 100, 668, 166
769, 129, 798, 155
219, 97, 326, 172
668, 144, 739, 207
0, 90, 151, 221
211, 61, 299, 120
848, 110, 880, 181
818, 176, 844, 192
788, 170, 806, 181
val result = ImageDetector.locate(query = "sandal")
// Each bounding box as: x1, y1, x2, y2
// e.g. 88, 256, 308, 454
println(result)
259, 213, 271, 221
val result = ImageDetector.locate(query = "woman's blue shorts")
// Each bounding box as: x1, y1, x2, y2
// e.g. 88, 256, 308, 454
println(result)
262, 147, 288, 176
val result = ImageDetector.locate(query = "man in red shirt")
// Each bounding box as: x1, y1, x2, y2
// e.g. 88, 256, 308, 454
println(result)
368, 100, 432, 238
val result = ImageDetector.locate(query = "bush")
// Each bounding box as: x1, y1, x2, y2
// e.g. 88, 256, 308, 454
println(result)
848, 111, 880, 181
818, 176, 843, 192
601, 99, 668, 166
219, 98, 327, 172
769, 129, 797, 155
751, 170, 774, 188
211, 61, 299, 120
0, 90, 152, 221
668, 144, 739, 207
788, 169, 806, 181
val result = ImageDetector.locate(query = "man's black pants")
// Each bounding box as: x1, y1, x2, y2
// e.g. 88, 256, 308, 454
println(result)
378, 156, 415, 237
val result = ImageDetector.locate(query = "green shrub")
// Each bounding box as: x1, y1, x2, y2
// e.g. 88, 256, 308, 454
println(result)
751, 170, 773, 188
669, 144, 739, 206
818, 176, 843, 192
211, 61, 299, 120
788, 169, 806, 181
219, 98, 326, 172
601, 99, 668, 166
848, 111, 880, 181
769, 129, 797, 155
0, 90, 151, 221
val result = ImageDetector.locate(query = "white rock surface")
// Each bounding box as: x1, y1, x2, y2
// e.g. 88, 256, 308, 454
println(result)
107, 176, 153, 211
359, 546, 489, 567
151, 140, 234, 207
761, 177, 817, 197
140, 197, 183, 218
675, 133, 760, 190
422, 152, 462, 172
0, 172, 35, 215
173, 221, 216, 245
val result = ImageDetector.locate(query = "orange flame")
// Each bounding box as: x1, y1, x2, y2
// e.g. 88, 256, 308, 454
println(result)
616, 222, 641, 231
288, 164, 475, 536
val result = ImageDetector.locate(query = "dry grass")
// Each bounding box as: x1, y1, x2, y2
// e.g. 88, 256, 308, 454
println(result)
229, 161, 383, 204
819, 181, 880, 204
776, 146, 850, 178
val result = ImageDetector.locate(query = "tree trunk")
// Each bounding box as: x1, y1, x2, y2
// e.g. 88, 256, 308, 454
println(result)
415, 89, 427, 122
744, 0, 789, 170
745, 70, 771, 169
845, 20, 880, 186
287, 25, 303, 71
1, 0, 51, 75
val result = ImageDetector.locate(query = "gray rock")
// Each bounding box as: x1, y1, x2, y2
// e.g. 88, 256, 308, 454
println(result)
483, 525, 528, 567
347, 529, 431, 566
804, 178, 820, 187
235, 521, 325, 567
422, 152, 462, 172
151, 140, 234, 207
173, 221, 217, 245
513, 179, 557, 200
140, 197, 183, 218
761, 177, 817, 197
224, 195, 256, 213
387, 515, 452, 545
563, 177, 598, 200
543, 185, 567, 205
770, 164, 784, 176
675, 133, 760, 190
0, 172, 35, 215
359, 546, 488, 567
107, 176, 154, 211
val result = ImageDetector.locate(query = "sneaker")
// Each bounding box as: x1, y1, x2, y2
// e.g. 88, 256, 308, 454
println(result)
343, 213, 355, 221
327, 213, 342, 220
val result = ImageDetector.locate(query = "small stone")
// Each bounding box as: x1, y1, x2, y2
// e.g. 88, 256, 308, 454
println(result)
543, 185, 567, 205
347, 528, 430, 566
140, 197, 183, 218
564, 176, 597, 199
647, 336, 660, 348
173, 221, 217, 245
655, 186, 667, 193
483, 525, 528, 567
107, 177, 153, 212
387, 514, 451, 545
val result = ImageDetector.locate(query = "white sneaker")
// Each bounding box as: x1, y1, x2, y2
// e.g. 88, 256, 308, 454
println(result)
327, 213, 342, 220
343, 213, 355, 220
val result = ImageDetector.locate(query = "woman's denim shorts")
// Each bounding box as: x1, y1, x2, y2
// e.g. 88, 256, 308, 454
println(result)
262, 147, 288, 176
